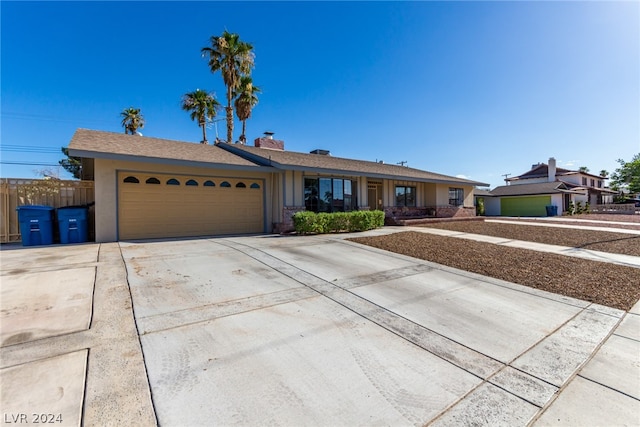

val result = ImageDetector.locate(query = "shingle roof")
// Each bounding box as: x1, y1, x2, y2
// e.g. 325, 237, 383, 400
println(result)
490, 181, 585, 196
509, 163, 605, 181
219, 143, 489, 186
510, 163, 572, 180
68, 129, 263, 169
68, 129, 489, 186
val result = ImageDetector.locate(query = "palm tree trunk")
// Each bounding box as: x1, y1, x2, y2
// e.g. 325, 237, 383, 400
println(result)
242, 120, 247, 144
226, 106, 233, 143
201, 122, 207, 144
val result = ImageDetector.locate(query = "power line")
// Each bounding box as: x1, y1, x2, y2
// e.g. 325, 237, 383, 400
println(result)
1, 145, 61, 154
2, 111, 114, 125
1, 161, 61, 166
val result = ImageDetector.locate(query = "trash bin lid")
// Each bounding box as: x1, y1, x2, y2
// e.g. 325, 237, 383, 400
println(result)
57, 205, 89, 210
16, 205, 55, 211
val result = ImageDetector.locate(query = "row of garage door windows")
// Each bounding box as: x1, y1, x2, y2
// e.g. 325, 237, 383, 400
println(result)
122, 176, 261, 189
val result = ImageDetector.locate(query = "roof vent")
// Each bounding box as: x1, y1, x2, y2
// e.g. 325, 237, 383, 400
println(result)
310, 149, 330, 156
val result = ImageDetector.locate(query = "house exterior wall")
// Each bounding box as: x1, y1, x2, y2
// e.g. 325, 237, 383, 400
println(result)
273, 172, 479, 231
93, 158, 273, 242
510, 177, 549, 185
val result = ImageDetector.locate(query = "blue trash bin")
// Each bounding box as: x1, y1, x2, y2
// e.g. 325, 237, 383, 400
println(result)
17, 205, 55, 246
57, 206, 89, 244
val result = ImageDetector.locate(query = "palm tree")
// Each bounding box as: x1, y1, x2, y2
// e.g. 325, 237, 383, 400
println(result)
202, 31, 254, 143
234, 76, 261, 144
181, 89, 221, 144
120, 107, 145, 135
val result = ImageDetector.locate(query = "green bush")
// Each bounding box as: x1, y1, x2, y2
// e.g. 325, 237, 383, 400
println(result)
293, 210, 385, 235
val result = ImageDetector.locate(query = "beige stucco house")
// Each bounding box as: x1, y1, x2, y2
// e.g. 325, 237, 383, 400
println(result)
69, 129, 487, 242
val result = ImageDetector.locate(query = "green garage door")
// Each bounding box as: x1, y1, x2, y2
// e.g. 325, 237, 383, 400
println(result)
501, 196, 551, 217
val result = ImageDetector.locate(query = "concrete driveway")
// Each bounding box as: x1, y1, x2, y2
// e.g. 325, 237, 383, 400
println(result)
2, 229, 638, 426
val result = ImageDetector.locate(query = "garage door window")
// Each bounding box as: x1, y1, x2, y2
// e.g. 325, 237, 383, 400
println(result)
204, 180, 215, 187
146, 177, 160, 184
186, 179, 198, 186
123, 176, 139, 183
220, 181, 231, 188
236, 182, 246, 188
167, 178, 180, 185
250, 183, 260, 189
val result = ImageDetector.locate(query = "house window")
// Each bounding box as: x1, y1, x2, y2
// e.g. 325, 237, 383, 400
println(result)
582, 177, 587, 185
597, 181, 602, 188
590, 179, 595, 187
448, 188, 464, 206
304, 178, 357, 212
395, 186, 416, 207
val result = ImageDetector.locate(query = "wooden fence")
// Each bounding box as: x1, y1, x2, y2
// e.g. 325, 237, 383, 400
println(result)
1, 178, 95, 243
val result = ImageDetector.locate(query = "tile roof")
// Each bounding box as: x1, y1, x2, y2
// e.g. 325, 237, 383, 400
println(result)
219, 143, 489, 186
68, 129, 262, 168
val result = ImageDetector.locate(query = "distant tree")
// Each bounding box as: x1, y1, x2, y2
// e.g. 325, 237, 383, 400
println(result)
59, 146, 82, 179
610, 154, 640, 195
578, 166, 590, 173
599, 170, 609, 178
120, 107, 145, 135
202, 31, 255, 144
181, 89, 221, 144
233, 76, 261, 144
33, 167, 61, 180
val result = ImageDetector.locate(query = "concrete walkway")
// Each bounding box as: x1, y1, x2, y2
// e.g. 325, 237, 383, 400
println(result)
1, 223, 638, 426
486, 218, 640, 235
405, 225, 640, 269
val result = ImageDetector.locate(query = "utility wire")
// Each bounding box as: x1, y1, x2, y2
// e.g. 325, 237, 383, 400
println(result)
2, 111, 114, 125
1, 145, 61, 153
1, 161, 61, 166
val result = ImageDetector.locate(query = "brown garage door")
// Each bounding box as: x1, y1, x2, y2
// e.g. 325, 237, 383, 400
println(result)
118, 172, 264, 239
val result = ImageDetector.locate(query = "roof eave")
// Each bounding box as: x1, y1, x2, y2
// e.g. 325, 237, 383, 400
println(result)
68, 149, 273, 172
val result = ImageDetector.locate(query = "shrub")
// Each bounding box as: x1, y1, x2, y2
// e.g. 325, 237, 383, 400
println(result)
293, 210, 385, 235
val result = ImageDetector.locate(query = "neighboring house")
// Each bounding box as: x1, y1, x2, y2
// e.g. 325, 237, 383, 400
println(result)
68, 129, 487, 242
485, 157, 616, 216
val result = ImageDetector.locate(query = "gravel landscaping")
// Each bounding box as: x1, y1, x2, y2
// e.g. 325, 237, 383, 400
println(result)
420, 219, 640, 257
349, 219, 640, 311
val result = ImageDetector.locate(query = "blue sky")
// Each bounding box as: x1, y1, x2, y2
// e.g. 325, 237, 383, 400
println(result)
2, 1, 638, 188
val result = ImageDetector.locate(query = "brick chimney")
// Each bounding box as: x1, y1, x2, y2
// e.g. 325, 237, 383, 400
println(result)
548, 157, 556, 182
254, 131, 284, 150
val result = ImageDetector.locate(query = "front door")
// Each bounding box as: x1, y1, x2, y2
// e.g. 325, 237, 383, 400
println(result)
368, 182, 382, 211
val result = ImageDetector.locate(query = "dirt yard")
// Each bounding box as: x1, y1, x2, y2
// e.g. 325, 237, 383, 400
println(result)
349, 215, 640, 311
